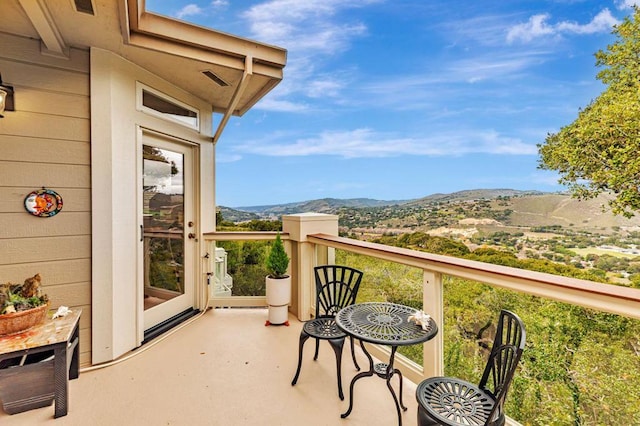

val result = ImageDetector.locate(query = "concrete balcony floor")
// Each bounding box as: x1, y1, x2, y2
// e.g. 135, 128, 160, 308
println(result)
1, 308, 421, 425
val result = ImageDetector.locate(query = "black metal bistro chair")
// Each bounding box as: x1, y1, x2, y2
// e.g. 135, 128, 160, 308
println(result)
291, 265, 364, 400
416, 310, 526, 426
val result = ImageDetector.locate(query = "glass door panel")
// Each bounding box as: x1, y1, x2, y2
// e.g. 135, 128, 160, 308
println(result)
143, 145, 185, 308
141, 135, 194, 330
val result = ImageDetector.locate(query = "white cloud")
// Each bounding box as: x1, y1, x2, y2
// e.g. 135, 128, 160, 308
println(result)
507, 14, 556, 43
211, 0, 229, 7
617, 0, 640, 10
528, 170, 563, 186
449, 53, 547, 83
232, 1, 378, 113
242, 0, 374, 53
445, 14, 522, 47
507, 9, 619, 43
240, 1, 377, 112
254, 97, 309, 112
556, 9, 619, 34
216, 153, 243, 163
233, 128, 538, 159
354, 48, 550, 110
471, 170, 564, 189
306, 78, 346, 98
176, 4, 204, 19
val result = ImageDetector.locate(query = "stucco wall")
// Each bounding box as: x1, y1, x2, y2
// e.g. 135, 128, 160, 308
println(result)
0, 32, 92, 366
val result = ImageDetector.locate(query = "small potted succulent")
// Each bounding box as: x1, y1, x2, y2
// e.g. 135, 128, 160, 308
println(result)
0, 274, 49, 335
265, 233, 291, 326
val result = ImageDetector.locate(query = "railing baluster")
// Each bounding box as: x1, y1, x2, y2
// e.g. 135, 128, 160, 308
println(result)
423, 270, 443, 378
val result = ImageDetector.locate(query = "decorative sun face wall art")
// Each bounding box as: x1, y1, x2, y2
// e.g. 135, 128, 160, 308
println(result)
24, 188, 63, 218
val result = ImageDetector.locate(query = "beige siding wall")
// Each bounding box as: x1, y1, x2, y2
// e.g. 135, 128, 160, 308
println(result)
0, 33, 92, 366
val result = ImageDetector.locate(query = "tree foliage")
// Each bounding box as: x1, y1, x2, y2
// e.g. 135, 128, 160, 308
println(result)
215, 210, 236, 229
246, 220, 282, 231
538, 8, 640, 217
374, 232, 471, 257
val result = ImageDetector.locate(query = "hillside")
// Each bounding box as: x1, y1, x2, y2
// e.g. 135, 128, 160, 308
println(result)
405, 188, 544, 207
220, 189, 640, 236
230, 189, 538, 216
235, 197, 407, 217
494, 193, 640, 232
217, 206, 260, 223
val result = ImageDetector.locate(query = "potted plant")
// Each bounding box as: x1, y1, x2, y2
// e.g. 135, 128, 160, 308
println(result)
265, 233, 291, 326
0, 274, 49, 336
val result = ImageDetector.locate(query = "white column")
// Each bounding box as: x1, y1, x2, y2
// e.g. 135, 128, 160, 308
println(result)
282, 213, 338, 321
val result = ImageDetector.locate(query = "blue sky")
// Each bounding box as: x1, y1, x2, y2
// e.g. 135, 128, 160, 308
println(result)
147, 1, 638, 208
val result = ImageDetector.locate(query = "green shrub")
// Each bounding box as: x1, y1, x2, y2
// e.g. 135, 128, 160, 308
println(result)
266, 233, 289, 278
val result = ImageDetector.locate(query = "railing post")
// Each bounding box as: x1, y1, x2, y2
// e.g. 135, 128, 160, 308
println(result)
283, 213, 339, 321
423, 270, 443, 377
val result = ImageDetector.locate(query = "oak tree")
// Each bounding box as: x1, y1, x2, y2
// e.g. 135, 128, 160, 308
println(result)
538, 8, 640, 217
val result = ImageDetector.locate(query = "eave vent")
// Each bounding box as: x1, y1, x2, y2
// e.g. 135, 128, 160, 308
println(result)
202, 70, 230, 87
74, 0, 95, 15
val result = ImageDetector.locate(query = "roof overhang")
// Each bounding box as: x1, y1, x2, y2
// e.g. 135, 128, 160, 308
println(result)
3, 0, 287, 140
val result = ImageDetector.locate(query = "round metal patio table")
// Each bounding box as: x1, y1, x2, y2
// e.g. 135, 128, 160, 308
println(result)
336, 302, 438, 426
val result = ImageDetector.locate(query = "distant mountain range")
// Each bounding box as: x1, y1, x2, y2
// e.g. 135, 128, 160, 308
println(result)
219, 189, 547, 221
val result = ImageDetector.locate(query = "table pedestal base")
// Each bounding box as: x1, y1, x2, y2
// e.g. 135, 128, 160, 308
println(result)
336, 303, 438, 426
341, 342, 406, 425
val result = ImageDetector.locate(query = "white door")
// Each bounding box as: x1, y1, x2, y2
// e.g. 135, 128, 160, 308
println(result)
140, 132, 196, 331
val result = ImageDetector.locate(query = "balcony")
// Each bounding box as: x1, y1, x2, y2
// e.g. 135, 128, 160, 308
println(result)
1, 214, 639, 425
205, 215, 640, 425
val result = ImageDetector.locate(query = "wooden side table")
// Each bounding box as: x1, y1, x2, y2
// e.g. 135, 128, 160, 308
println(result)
0, 309, 81, 418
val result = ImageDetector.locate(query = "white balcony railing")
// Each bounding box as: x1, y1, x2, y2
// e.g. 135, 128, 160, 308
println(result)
304, 232, 640, 386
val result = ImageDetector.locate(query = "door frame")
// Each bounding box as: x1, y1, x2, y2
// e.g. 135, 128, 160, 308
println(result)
137, 128, 201, 336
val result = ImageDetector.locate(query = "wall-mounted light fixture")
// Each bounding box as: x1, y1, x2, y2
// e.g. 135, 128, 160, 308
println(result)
0, 73, 15, 118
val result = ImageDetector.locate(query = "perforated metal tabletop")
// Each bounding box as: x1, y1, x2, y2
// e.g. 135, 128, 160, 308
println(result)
336, 302, 437, 346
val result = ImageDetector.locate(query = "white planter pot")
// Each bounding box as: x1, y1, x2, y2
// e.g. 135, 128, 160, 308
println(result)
265, 276, 291, 325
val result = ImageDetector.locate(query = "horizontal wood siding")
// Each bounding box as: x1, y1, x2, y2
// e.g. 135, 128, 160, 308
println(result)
0, 135, 89, 165
0, 33, 92, 366
0, 212, 91, 238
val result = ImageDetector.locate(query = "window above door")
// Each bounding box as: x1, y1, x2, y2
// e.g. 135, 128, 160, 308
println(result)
137, 83, 199, 130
